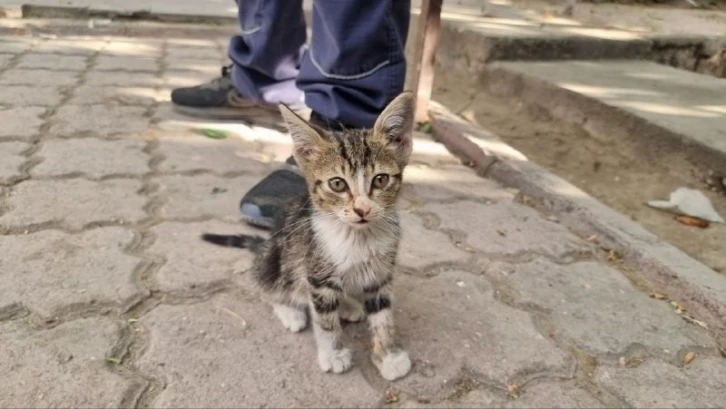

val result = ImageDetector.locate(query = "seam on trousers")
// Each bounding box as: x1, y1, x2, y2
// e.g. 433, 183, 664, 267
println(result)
309, 50, 391, 80
240, 26, 262, 35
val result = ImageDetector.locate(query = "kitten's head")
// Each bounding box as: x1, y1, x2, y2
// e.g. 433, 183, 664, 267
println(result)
280, 92, 414, 229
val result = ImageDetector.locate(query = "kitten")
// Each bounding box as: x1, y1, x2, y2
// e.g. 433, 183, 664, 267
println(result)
202, 92, 414, 381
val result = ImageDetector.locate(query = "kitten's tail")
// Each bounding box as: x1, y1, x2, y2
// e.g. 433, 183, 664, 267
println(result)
200, 233, 265, 251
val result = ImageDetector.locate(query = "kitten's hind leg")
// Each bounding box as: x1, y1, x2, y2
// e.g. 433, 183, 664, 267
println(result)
339, 296, 366, 323
273, 303, 308, 333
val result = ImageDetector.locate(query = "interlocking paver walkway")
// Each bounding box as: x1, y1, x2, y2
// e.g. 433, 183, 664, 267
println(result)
1, 30, 725, 409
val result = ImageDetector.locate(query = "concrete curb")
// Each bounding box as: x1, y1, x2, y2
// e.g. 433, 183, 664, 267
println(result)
428, 102, 726, 340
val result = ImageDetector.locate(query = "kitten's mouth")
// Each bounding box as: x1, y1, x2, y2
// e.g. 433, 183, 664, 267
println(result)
355, 219, 369, 225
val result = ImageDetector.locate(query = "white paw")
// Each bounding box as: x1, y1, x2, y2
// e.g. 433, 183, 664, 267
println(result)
339, 301, 366, 323
376, 350, 412, 381
273, 305, 307, 333
318, 348, 353, 374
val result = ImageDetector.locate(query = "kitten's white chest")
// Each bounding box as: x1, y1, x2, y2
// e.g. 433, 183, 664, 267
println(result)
313, 217, 396, 291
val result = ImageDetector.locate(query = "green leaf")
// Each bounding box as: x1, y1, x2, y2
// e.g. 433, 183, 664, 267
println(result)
417, 122, 433, 134
199, 128, 228, 139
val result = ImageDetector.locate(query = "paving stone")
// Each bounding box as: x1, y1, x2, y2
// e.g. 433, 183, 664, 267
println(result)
409, 131, 462, 167
0, 85, 64, 106
595, 358, 726, 408
49, 105, 149, 137
394, 271, 574, 398
95, 56, 159, 72
85, 71, 161, 87
403, 164, 514, 202
0, 142, 28, 184
166, 46, 223, 60
148, 221, 257, 293
493, 258, 716, 356
68, 85, 159, 106
101, 40, 163, 57
397, 211, 470, 271
0, 228, 143, 316
165, 58, 223, 75
33, 139, 149, 178
155, 174, 261, 221
0, 68, 78, 86
503, 382, 604, 408
0, 318, 145, 408
0, 107, 45, 139
0, 40, 32, 54
138, 295, 381, 408
0, 179, 146, 229
0, 53, 13, 68
33, 39, 106, 55
426, 201, 587, 257
163, 69, 218, 88
16, 53, 87, 70
157, 135, 267, 174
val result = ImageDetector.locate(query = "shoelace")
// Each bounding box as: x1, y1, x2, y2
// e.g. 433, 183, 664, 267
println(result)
199, 64, 234, 91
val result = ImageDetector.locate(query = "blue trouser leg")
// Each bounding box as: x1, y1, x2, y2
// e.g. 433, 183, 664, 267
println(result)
227, 0, 307, 106
228, 0, 411, 128
298, 0, 411, 128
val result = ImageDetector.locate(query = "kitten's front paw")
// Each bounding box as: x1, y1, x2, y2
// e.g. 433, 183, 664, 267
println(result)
273, 305, 307, 333
318, 348, 353, 374
375, 350, 412, 381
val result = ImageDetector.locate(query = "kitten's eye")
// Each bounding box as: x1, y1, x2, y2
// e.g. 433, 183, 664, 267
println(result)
372, 174, 390, 189
328, 177, 348, 193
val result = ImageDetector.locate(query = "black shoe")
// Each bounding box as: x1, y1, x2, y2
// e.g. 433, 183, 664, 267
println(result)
239, 112, 356, 229
171, 65, 298, 129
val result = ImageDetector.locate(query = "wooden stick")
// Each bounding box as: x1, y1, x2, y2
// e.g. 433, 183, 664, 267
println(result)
412, 0, 443, 123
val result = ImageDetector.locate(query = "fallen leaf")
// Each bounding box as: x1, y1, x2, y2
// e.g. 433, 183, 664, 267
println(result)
618, 357, 626, 367
507, 383, 520, 398
127, 318, 138, 323
675, 215, 710, 228
497, 230, 507, 237
417, 122, 433, 134
211, 187, 228, 195
385, 390, 399, 404
521, 195, 533, 206
670, 301, 686, 314
586, 234, 599, 243
606, 249, 623, 263
198, 128, 228, 139
649, 293, 667, 300
105, 357, 122, 365
681, 314, 708, 329
682, 351, 695, 365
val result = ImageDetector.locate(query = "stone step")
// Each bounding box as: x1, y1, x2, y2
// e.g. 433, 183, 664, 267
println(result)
480, 59, 726, 176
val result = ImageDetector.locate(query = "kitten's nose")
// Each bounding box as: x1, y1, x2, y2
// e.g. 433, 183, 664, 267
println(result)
353, 206, 371, 218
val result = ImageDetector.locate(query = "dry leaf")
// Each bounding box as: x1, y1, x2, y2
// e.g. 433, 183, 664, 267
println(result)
618, 356, 626, 367
606, 249, 622, 263
521, 195, 533, 206
586, 234, 599, 243
385, 390, 399, 404
681, 314, 708, 329
497, 230, 507, 237
649, 293, 667, 300
675, 215, 710, 228
682, 351, 695, 365
670, 301, 686, 314
507, 383, 520, 398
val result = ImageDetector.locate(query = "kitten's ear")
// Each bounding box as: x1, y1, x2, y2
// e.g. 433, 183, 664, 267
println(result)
279, 104, 327, 163
373, 92, 414, 165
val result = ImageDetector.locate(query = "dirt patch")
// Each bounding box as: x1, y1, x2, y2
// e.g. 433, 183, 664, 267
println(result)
432, 76, 726, 274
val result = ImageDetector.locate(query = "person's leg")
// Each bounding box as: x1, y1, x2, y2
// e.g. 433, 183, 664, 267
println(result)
239, 0, 411, 229
170, 0, 307, 124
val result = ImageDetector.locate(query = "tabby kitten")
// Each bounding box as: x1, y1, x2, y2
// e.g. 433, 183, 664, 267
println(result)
202, 92, 414, 381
